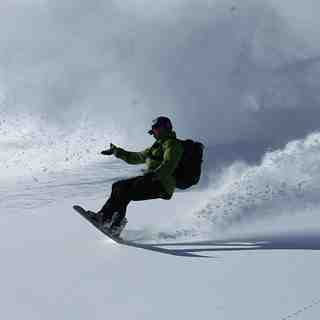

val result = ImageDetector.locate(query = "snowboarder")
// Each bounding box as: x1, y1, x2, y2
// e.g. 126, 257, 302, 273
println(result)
89, 116, 184, 237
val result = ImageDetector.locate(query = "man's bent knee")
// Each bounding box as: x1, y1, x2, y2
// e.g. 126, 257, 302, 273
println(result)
112, 180, 127, 191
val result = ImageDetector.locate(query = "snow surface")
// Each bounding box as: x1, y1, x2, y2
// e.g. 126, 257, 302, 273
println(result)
1, 0, 320, 319
2, 155, 320, 320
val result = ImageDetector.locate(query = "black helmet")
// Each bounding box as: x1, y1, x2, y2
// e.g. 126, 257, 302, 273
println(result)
148, 116, 173, 135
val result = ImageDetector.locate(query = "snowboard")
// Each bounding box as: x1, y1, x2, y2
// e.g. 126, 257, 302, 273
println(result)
73, 205, 125, 243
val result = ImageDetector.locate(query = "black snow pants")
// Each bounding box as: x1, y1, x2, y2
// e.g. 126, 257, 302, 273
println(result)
100, 175, 171, 225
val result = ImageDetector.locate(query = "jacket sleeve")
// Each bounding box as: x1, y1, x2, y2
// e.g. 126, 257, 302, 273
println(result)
114, 146, 150, 165
153, 139, 183, 179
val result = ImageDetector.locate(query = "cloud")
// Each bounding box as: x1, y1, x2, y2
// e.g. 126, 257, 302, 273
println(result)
0, 0, 319, 151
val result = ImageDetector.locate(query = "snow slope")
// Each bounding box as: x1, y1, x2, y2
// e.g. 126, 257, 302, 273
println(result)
1, 0, 320, 319
2, 144, 320, 319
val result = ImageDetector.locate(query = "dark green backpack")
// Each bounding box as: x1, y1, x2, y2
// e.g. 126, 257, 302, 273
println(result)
174, 139, 204, 189
149, 139, 204, 189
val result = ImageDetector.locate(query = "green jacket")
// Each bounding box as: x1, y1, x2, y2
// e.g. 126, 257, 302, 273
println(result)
113, 131, 184, 198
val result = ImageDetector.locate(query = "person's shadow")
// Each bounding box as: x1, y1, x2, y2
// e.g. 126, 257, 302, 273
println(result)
120, 232, 320, 258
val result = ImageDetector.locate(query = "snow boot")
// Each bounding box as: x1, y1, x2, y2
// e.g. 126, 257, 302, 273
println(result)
109, 218, 128, 237
86, 210, 108, 226
102, 214, 128, 237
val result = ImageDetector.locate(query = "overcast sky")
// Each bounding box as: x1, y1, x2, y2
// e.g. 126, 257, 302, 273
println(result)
0, 0, 319, 150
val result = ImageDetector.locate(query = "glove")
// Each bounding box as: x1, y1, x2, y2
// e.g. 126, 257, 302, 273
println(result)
101, 143, 117, 156
101, 149, 113, 155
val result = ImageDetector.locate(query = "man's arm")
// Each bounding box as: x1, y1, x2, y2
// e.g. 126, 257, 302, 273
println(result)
113, 146, 150, 165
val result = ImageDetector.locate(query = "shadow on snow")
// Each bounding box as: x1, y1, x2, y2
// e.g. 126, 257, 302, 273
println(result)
120, 232, 320, 258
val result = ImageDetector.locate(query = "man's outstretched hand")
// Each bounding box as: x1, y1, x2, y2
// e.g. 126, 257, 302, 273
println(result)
101, 149, 113, 155
101, 143, 117, 156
